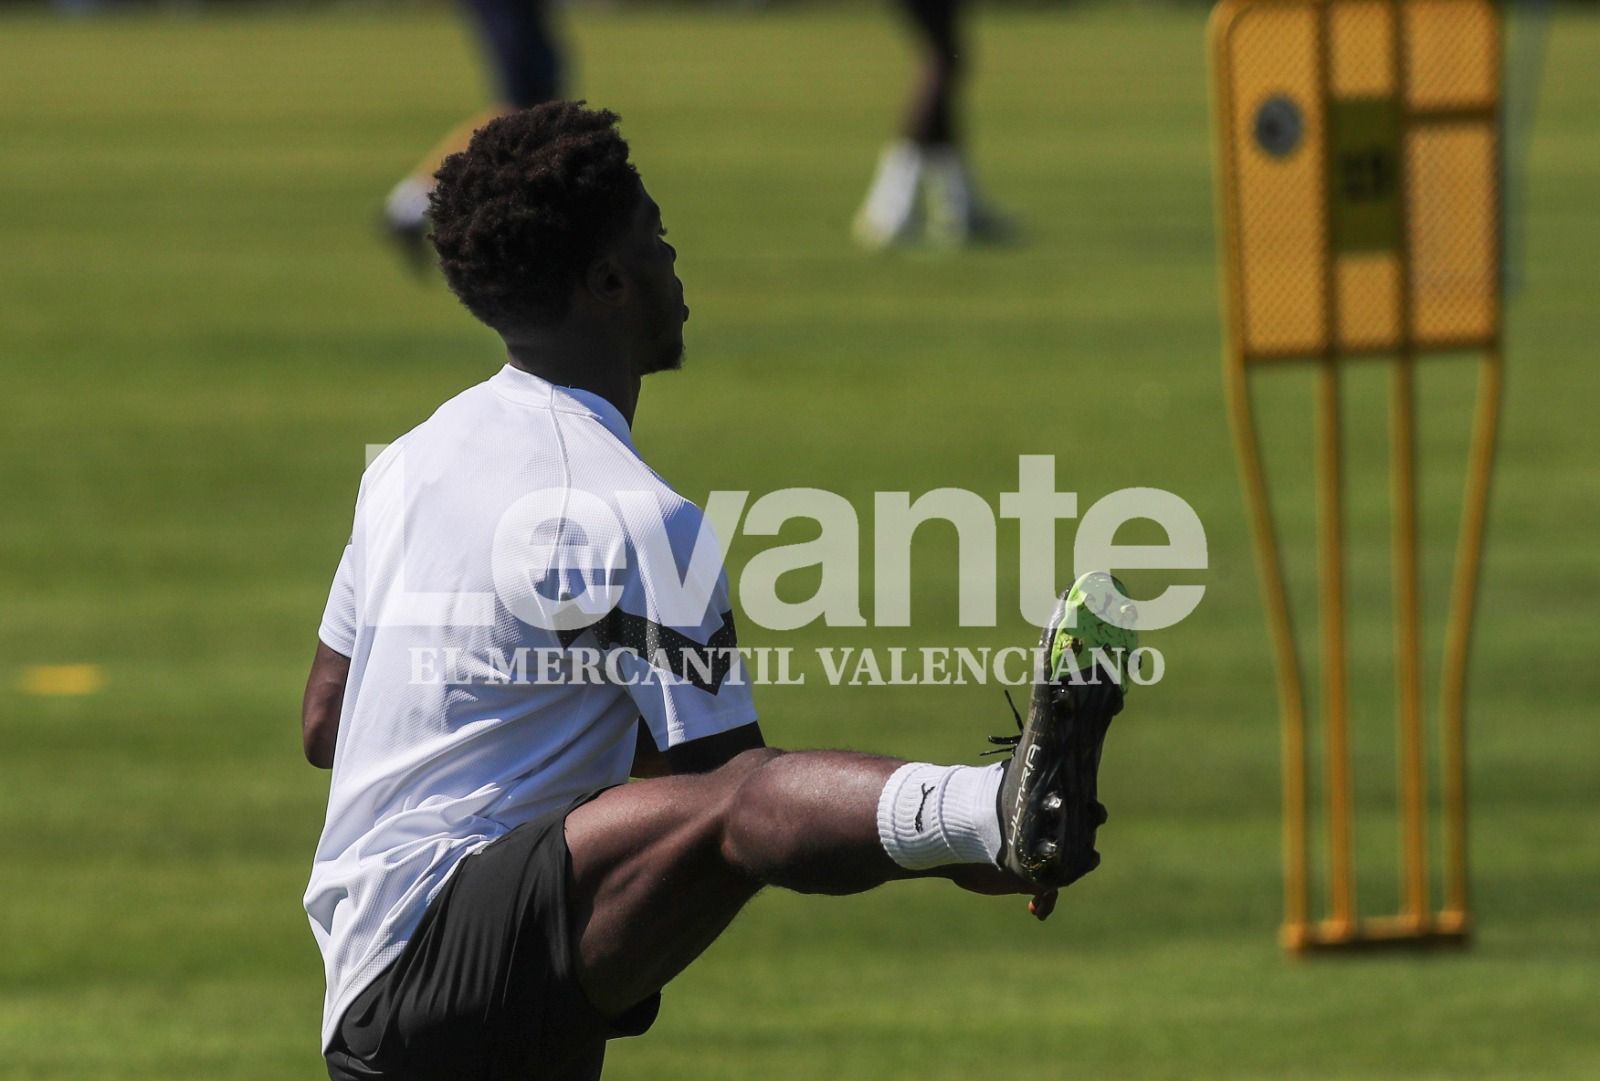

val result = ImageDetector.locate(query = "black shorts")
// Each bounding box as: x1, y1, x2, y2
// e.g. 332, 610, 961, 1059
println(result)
325, 797, 659, 1081
461, 0, 561, 109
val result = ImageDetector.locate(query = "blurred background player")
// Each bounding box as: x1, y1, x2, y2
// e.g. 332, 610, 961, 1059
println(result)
854, 0, 1013, 249
381, 0, 565, 268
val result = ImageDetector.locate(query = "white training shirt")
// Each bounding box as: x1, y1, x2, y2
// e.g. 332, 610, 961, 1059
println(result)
305, 364, 757, 1050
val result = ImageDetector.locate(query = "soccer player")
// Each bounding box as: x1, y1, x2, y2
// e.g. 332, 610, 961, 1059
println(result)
853, 0, 1013, 249
306, 102, 1120, 1081
381, 0, 564, 269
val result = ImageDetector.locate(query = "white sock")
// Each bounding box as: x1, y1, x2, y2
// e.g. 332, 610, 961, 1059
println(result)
855, 140, 924, 239
876, 761, 1005, 871
385, 176, 433, 230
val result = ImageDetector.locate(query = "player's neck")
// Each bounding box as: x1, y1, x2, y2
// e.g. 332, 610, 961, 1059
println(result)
504, 340, 640, 428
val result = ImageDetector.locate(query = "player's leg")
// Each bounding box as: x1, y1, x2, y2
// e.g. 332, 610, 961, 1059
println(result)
567, 571, 1137, 1017
896, 0, 1015, 245
900, 0, 963, 149
463, 0, 562, 110
564, 747, 1012, 1015
382, 0, 563, 267
382, 108, 505, 265
324, 577, 1126, 1079
855, 0, 957, 247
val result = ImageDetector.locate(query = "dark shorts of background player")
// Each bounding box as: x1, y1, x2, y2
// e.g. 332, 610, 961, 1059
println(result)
324, 794, 658, 1081
462, 0, 561, 109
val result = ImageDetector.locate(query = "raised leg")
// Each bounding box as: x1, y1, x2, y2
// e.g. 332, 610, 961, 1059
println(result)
564, 748, 1014, 1015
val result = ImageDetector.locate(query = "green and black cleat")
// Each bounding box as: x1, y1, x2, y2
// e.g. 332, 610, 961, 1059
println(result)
992, 571, 1141, 895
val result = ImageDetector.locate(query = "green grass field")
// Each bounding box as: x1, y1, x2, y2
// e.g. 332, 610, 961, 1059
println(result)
3, 5, 1598, 1079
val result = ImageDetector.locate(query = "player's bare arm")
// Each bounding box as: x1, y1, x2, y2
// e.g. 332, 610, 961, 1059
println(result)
301, 641, 348, 769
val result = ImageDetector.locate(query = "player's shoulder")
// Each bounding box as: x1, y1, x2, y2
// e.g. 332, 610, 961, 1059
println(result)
546, 401, 689, 508
643, 483, 710, 549
360, 377, 494, 470
604, 465, 707, 553
568, 442, 711, 570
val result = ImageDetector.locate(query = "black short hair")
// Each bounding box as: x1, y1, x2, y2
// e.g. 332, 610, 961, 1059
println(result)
430, 102, 641, 334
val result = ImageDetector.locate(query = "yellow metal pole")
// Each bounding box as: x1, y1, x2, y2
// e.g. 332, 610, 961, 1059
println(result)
1226, 364, 1313, 943
1388, 0, 1429, 931
1316, 361, 1355, 932
1206, 0, 1312, 944
1437, 0, 1504, 935
1314, 0, 1355, 935
1391, 358, 1429, 928
1439, 350, 1502, 931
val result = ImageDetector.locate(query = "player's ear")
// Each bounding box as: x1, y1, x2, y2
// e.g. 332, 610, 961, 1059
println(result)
584, 254, 628, 308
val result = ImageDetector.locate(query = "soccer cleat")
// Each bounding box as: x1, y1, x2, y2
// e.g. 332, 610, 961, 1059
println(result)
922, 146, 1019, 248
991, 571, 1139, 891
